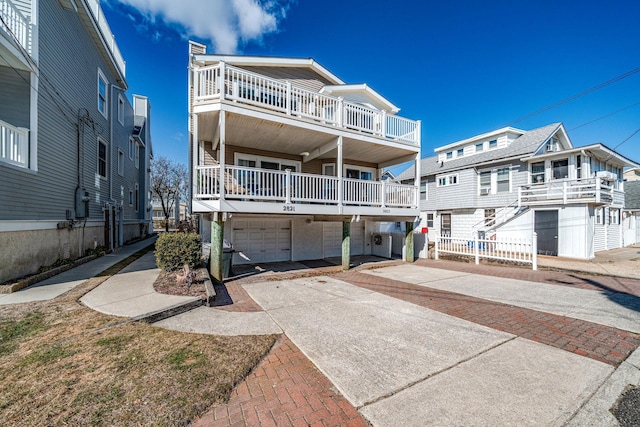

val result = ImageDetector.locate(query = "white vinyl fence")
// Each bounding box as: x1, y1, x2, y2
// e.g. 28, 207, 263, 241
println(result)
435, 233, 537, 270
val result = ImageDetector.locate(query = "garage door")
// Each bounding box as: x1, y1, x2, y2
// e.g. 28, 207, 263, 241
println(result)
323, 221, 364, 258
232, 220, 291, 264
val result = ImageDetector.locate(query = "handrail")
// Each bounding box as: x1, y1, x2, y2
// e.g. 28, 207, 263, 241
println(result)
194, 63, 420, 145
84, 0, 126, 77
0, 119, 29, 168
0, 0, 30, 52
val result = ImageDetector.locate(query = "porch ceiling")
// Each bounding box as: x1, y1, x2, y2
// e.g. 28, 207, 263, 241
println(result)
196, 111, 418, 166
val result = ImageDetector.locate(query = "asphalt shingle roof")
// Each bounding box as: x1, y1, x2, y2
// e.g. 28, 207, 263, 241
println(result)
397, 123, 561, 181
625, 181, 640, 210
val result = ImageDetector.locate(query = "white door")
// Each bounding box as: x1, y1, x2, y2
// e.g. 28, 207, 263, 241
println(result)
350, 221, 364, 255
232, 220, 291, 264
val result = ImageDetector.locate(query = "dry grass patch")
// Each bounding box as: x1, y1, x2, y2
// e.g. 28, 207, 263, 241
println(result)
0, 248, 278, 426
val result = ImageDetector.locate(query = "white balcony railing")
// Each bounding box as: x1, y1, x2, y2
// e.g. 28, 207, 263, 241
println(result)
0, 0, 30, 53
195, 165, 418, 209
518, 178, 617, 206
193, 64, 420, 145
0, 119, 29, 168
85, 0, 126, 77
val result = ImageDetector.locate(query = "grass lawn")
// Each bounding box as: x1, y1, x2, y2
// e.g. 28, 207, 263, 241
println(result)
0, 247, 278, 426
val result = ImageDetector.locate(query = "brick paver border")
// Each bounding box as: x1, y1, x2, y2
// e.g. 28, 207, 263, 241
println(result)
193, 336, 369, 427
336, 271, 640, 367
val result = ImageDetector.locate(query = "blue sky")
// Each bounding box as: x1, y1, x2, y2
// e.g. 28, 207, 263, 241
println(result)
103, 0, 640, 173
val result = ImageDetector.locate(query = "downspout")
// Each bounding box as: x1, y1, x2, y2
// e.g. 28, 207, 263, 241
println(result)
110, 84, 126, 249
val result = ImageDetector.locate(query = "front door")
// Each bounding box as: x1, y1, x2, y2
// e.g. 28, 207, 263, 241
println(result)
535, 210, 558, 256
441, 213, 451, 237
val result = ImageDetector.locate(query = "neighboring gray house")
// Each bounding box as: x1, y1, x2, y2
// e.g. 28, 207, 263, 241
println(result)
623, 181, 640, 245
0, 0, 152, 283
397, 123, 639, 259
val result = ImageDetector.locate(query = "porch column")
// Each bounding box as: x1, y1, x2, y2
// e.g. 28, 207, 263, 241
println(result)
414, 147, 421, 208
337, 136, 343, 213
404, 221, 415, 262
219, 112, 226, 202
210, 213, 224, 284
190, 114, 198, 213
342, 220, 350, 270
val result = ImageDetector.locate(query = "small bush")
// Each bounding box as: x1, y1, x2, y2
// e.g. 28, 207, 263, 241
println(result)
155, 233, 202, 272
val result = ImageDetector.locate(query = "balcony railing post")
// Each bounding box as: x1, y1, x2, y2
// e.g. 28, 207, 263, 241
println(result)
337, 97, 344, 127
381, 181, 386, 208
285, 169, 292, 204
219, 61, 226, 100
286, 81, 292, 116
563, 181, 568, 204
532, 232, 538, 270
380, 110, 387, 137
595, 178, 601, 203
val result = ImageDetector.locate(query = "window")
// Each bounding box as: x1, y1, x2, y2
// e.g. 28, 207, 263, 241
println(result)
610, 208, 620, 225
552, 159, 568, 180
117, 95, 125, 125
479, 170, 491, 193
129, 189, 133, 206
437, 174, 458, 186
475, 142, 484, 152
394, 222, 402, 231
441, 213, 451, 237
595, 207, 603, 225
420, 179, 427, 200
128, 138, 134, 160
97, 139, 107, 178
457, 148, 464, 157
489, 139, 497, 149
322, 163, 335, 176
426, 213, 434, 228
134, 183, 139, 212
532, 162, 545, 183
576, 155, 582, 179
97, 69, 108, 118
497, 167, 510, 192
134, 142, 139, 169
117, 149, 124, 176
485, 209, 495, 226
446, 151, 453, 159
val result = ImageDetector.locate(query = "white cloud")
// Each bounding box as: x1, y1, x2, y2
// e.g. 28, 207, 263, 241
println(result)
114, 0, 288, 53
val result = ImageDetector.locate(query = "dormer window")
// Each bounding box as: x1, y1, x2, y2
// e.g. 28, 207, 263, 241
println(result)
457, 148, 464, 157
446, 151, 453, 159
545, 137, 560, 153
489, 139, 497, 149
475, 142, 484, 152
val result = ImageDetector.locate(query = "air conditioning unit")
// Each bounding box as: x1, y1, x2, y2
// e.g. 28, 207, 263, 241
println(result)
480, 188, 490, 195
596, 171, 616, 181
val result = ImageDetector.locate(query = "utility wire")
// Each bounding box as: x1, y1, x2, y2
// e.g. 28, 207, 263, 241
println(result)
614, 127, 640, 151
569, 101, 640, 131
503, 67, 640, 127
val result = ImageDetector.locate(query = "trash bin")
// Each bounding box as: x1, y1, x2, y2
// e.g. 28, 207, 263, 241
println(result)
222, 239, 233, 278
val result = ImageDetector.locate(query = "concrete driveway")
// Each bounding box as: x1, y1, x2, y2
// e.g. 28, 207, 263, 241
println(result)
242, 272, 618, 426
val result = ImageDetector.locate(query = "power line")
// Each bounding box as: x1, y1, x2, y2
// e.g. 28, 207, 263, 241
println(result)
614, 127, 640, 151
503, 67, 640, 127
569, 101, 640, 131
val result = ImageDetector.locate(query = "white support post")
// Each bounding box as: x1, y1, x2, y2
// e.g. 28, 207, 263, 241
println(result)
380, 110, 387, 137
532, 232, 538, 270
595, 178, 601, 203
435, 236, 439, 260
563, 181, 568, 204
518, 187, 522, 207
337, 136, 343, 214
414, 152, 421, 208
337, 97, 344, 127
381, 180, 386, 208
285, 169, 292, 204
219, 112, 226, 203
219, 61, 226, 100
286, 81, 292, 116
474, 234, 479, 265
192, 114, 199, 204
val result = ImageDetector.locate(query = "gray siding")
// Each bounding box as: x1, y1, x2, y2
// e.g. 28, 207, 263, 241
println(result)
0, 66, 30, 127
241, 66, 334, 93
0, 0, 121, 220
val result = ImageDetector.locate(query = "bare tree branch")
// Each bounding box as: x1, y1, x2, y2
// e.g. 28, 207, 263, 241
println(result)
151, 157, 188, 231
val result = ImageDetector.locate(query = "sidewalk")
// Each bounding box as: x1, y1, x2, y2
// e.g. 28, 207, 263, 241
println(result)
0, 236, 157, 305
538, 244, 640, 279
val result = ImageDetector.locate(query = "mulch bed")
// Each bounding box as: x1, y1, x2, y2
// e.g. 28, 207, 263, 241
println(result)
153, 269, 208, 299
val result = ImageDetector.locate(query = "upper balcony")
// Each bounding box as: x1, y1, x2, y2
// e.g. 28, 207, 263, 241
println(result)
83, 0, 126, 79
518, 177, 623, 207
0, 0, 32, 55
192, 63, 420, 146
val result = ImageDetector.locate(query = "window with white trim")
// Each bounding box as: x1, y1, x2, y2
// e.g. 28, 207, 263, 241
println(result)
489, 139, 497, 149
128, 138, 134, 160
420, 179, 427, 200
97, 69, 108, 118
117, 149, 124, 176
479, 170, 491, 194
426, 213, 434, 228
497, 167, 510, 192
531, 161, 545, 183
595, 207, 603, 225
437, 174, 458, 186
552, 159, 568, 180
129, 189, 133, 206
135, 183, 139, 212
475, 142, 484, 152
457, 148, 464, 157
446, 151, 453, 159
97, 139, 107, 179
134, 142, 139, 169
117, 95, 125, 125
610, 208, 620, 225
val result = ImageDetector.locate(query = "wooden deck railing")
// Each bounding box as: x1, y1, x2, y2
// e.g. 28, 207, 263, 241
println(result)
518, 178, 618, 205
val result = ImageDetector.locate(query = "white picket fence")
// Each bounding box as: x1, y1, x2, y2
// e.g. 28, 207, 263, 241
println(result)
435, 233, 537, 270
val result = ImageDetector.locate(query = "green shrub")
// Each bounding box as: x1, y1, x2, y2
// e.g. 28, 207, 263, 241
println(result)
155, 233, 202, 271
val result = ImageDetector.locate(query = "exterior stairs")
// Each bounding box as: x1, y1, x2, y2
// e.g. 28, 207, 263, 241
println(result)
472, 200, 529, 238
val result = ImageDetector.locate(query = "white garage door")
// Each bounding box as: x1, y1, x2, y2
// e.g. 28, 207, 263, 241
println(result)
232, 220, 291, 264
323, 221, 364, 258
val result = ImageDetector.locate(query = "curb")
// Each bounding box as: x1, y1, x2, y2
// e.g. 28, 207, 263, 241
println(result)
133, 297, 204, 324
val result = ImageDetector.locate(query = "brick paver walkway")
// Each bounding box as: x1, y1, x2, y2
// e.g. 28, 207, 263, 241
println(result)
336, 270, 640, 366
193, 336, 369, 427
